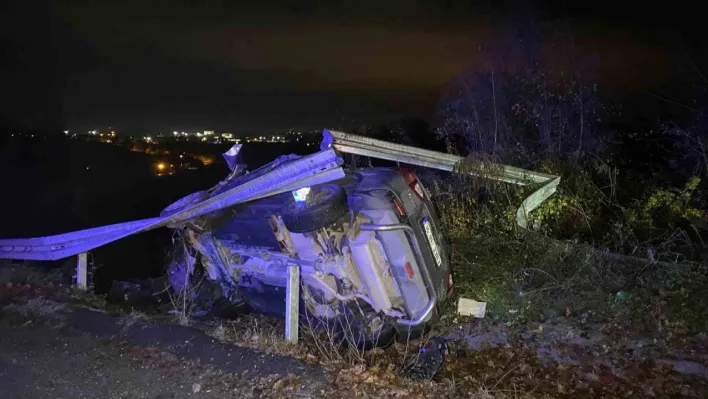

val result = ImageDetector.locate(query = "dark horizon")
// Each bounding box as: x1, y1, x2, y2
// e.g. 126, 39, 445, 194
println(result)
2, 1, 708, 134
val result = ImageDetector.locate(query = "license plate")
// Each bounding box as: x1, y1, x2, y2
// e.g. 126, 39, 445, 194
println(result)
422, 218, 442, 268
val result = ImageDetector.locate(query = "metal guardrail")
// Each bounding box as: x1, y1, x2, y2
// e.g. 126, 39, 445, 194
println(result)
0, 131, 558, 260
321, 129, 561, 229
0, 148, 345, 261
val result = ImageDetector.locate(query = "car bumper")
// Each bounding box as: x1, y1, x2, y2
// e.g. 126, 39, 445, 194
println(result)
359, 223, 437, 327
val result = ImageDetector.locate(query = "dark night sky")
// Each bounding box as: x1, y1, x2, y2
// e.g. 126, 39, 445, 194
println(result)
1, 1, 706, 134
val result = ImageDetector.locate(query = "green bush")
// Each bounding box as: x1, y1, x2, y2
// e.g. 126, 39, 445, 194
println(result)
624, 176, 705, 230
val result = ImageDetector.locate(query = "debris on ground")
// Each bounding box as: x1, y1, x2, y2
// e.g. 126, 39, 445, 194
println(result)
403, 336, 448, 380
456, 297, 486, 318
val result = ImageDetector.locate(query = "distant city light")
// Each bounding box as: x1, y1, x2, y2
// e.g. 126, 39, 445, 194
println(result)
173, 131, 178, 136
63, 130, 69, 135
156, 162, 166, 171
198, 155, 215, 166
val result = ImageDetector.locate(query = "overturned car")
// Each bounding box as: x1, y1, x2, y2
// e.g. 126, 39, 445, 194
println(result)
165, 135, 453, 345
0, 130, 559, 347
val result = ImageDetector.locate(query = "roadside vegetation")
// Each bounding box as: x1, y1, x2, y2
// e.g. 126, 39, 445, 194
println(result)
325, 13, 708, 338
420, 15, 708, 335
317, 14, 708, 395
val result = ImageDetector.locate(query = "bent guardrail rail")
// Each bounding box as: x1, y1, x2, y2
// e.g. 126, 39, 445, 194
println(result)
321, 129, 561, 229
0, 129, 558, 261
0, 149, 344, 260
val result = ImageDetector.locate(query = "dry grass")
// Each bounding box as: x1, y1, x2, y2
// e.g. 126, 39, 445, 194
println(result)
205, 314, 309, 363
165, 246, 206, 326
166, 282, 198, 326
2, 297, 67, 318
202, 305, 449, 389
298, 300, 385, 365
119, 307, 150, 330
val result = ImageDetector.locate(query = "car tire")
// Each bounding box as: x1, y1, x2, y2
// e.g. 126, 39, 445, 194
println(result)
280, 183, 349, 233
395, 324, 430, 341
337, 302, 396, 350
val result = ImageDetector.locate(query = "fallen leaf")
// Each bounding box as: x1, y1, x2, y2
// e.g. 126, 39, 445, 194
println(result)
273, 378, 286, 390
192, 383, 201, 393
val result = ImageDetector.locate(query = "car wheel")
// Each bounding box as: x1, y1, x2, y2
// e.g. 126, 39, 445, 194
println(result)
395, 324, 430, 341
280, 183, 349, 233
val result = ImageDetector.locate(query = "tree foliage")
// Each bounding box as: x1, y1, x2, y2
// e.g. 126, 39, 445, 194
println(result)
436, 15, 605, 167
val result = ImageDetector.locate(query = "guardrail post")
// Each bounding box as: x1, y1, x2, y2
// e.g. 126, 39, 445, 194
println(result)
285, 264, 299, 343
76, 252, 88, 290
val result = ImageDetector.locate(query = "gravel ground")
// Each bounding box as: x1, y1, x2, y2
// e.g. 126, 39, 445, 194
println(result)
0, 302, 330, 399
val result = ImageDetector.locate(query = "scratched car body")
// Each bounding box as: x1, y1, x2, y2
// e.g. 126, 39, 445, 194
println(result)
164, 149, 453, 345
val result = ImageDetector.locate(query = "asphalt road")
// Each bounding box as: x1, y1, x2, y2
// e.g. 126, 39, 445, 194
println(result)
0, 304, 329, 399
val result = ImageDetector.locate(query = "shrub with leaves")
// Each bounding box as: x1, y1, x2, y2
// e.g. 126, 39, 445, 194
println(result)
625, 176, 705, 230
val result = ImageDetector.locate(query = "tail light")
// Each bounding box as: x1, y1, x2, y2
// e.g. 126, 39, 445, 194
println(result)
400, 168, 425, 200
392, 198, 405, 217
404, 261, 415, 279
